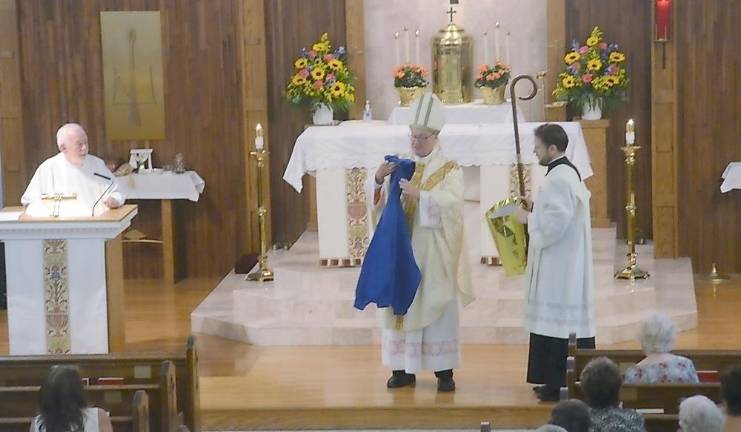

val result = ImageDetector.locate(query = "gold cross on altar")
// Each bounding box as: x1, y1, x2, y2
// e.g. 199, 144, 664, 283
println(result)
446, 6, 457, 23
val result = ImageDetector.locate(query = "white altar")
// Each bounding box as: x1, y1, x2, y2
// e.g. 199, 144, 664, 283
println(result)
284, 121, 592, 265
0, 205, 137, 354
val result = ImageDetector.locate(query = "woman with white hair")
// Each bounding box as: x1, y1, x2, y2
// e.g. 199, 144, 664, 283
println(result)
679, 395, 725, 432
623, 313, 699, 384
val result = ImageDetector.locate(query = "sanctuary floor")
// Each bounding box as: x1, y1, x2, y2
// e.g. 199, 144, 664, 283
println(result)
1, 275, 739, 429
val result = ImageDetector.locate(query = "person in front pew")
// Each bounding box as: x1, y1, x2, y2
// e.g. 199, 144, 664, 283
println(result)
580, 357, 646, 432
678, 395, 725, 432
721, 366, 741, 432
31, 365, 113, 432
535, 426, 568, 432
549, 399, 591, 432
623, 313, 700, 384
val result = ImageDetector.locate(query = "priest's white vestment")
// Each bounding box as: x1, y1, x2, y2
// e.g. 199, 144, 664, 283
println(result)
21, 153, 125, 216
370, 147, 474, 373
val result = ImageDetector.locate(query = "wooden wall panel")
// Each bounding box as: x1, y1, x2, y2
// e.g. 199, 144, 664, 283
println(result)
0, 0, 26, 206
675, 0, 740, 273
566, 0, 652, 239
264, 0, 347, 246
16, 0, 252, 278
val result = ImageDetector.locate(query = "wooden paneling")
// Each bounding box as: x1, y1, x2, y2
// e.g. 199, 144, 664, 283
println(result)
675, 0, 740, 273
0, 0, 26, 206
345, 0, 365, 120
651, 0, 679, 258
566, 0, 653, 239
546, 0, 566, 109
16, 0, 254, 277
264, 0, 347, 246
580, 119, 611, 227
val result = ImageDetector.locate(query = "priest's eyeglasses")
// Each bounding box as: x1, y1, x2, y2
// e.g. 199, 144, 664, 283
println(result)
409, 132, 435, 142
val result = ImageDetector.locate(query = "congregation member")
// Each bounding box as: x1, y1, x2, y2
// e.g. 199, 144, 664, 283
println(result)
22, 123, 125, 217
362, 93, 473, 392
678, 395, 725, 432
624, 313, 700, 384
549, 399, 591, 432
514, 124, 595, 402
580, 357, 646, 432
32, 365, 113, 432
721, 366, 741, 432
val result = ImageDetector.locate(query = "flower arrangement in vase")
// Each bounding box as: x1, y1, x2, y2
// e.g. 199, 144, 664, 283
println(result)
552, 26, 630, 120
474, 61, 511, 105
285, 33, 355, 125
393, 63, 429, 106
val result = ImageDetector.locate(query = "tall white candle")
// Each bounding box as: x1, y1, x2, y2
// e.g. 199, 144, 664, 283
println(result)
626, 119, 635, 144
494, 22, 500, 61
484, 31, 489, 64
404, 27, 410, 63
506, 31, 511, 64
394, 32, 400, 66
415, 29, 420, 64
255, 123, 264, 150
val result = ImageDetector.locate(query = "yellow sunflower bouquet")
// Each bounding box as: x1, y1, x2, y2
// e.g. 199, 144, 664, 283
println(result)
553, 26, 630, 115
285, 33, 355, 113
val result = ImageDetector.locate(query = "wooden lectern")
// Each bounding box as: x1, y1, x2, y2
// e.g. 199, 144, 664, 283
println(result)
0, 205, 137, 354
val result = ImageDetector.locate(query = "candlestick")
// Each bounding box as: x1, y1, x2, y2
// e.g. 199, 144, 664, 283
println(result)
415, 29, 420, 64
494, 22, 500, 60
484, 31, 489, 65
625, 119, 635, 144
394, 32, 400, 66
404, 26, 410, 63
255, 123, 264, 150
248, 137, 273, 282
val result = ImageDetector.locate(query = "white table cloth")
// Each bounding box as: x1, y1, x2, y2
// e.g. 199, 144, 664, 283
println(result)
721, 162, 741, 193
118, 171, 205, 201
284, 122, 592, 192
388, 99, 525, 126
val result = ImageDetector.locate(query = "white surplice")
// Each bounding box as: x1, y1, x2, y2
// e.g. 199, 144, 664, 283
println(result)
21, 153, 125, 217
369, 147, 474, 373
525, 162, 595, 339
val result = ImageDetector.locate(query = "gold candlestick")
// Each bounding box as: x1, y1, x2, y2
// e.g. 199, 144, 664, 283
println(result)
247, 124, 274, 282
616, 119, 649, 280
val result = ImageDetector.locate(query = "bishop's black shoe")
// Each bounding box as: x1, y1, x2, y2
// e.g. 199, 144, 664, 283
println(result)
386, 370, 416, 388
435, 369, 456, 392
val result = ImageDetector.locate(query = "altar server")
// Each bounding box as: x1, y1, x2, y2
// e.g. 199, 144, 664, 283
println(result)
369, 92, 473, 392
514, 123, 595, 402
21, 123, 125, 216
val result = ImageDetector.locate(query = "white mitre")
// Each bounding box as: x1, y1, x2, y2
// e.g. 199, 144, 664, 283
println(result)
409, 92, 446, 133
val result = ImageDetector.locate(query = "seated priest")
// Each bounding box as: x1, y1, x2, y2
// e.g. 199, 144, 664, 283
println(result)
370, 92, 474, 392
21, 123, 125, 217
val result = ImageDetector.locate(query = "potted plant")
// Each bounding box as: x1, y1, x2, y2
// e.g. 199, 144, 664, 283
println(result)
393, 63, 429, 106
553, 26, 630, 120
474, 61, 511, 105
285, 33, 355, 125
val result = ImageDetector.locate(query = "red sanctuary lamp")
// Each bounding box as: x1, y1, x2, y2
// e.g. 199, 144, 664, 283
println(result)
655, 0, 672, 67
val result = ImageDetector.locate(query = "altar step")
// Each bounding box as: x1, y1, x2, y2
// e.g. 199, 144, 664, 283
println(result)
192, 229, 697, 346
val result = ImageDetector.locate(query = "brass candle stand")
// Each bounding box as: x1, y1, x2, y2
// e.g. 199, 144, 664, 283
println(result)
615, 120, 649, 280
247, 138, 274, 282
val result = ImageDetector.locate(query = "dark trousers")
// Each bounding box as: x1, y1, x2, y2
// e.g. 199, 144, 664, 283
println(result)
527, 332, 595, 390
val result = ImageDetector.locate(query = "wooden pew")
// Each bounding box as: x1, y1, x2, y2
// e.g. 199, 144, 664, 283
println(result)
564, 332, 736, 431
0, 361, 174, 432
0, 336, 200, 432
0, 389, 150, 432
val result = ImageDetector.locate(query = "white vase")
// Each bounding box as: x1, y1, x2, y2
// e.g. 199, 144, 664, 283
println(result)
312, 103, 334, 125
581, 104, 602, 120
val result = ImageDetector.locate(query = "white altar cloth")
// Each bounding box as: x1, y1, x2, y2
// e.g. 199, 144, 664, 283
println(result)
721, 162, 741, 193
388, 99, 524, 126
284, 122, 592, 192
117, 171, 205, 201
